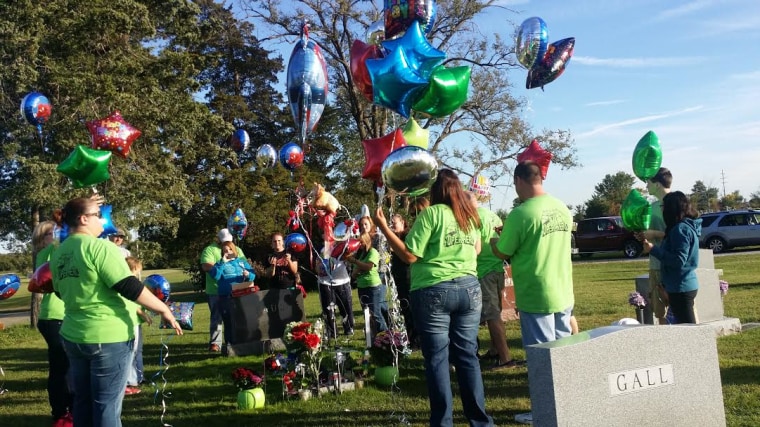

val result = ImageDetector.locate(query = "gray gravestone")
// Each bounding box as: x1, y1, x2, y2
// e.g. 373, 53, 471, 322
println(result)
526, 325, 725, 427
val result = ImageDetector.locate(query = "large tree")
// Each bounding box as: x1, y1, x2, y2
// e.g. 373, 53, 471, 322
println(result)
242, 0, 579, 189
689, 180, 719, 213
583, 172, 636, 217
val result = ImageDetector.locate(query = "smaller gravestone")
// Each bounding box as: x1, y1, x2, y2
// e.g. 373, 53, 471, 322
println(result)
526, 325, 725, 427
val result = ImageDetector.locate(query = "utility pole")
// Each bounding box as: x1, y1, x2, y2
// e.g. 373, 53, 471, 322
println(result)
720, 170, 727, 198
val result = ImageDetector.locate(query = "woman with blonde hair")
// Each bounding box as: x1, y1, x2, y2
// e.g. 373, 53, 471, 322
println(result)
209, 240, 255, 347
374, 169, 492, 427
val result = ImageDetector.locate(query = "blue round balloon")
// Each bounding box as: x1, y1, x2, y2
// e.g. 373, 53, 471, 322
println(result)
279, 142, 304, 171
144, 274, 171, 303
0, 274, 21, 300
98, 205, 117, 238
284, 233, 307, 253
231, 129, 250, 153
20, 91, 52, 129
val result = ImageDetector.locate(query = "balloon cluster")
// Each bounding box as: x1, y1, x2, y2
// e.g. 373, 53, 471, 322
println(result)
516, 17, 575, 90
621, 130, 662, 232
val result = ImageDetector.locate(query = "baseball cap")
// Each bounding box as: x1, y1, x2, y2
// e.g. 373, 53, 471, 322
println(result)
217, 228, 233, 243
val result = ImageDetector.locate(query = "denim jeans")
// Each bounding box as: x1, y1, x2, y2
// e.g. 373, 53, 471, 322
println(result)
38, 319, 73, 418
126, 325, 144, 386
411, 275, 493, 427
358, 285, 389, 334
63, 338, 134, 427
208, 294, 223, 346
518, 305, 574, 347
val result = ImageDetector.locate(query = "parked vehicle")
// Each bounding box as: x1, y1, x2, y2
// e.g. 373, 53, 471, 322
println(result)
699, 209, 760, 253
573, 216, 642, 259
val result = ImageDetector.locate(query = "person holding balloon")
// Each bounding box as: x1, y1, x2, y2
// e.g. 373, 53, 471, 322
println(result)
50, 196, 183, 427
200, 228, 246, 352
208, 240, 255, 348
265, 232, 299, 290
33, 219, 74, 427
374, 169, 493, 427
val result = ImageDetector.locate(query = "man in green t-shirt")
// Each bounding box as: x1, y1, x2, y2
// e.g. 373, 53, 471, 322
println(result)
200, 228, 245, 352
491, 162, 574, 347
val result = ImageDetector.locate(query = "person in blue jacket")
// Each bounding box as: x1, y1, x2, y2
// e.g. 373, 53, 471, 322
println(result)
209, 240, 255, 347
641, 191, 702, 324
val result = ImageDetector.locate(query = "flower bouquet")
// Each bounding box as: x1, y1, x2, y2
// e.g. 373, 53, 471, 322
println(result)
719, 280, 729, 296
231, 367, 264, 390
283, 320, 324, 390
370, 330, 409, 367
628, 291, 648, 324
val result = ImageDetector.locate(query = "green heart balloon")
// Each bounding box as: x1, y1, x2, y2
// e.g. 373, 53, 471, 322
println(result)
632, 130, 662, 181
57, 145, 112, 188
401, 118, 429, 149
621, 189, 651, 231
412, 65, 471, 118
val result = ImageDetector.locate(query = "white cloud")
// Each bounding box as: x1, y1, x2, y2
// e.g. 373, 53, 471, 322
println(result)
654, 0, 716, 21
577, 106, 704, 138
585, 99, 625, 107
573, 56, 708, 68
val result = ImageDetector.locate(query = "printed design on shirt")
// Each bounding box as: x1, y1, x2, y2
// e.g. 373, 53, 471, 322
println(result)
444, 224, 476, 247
542, 209, 570, 236
55, 253, 79, 280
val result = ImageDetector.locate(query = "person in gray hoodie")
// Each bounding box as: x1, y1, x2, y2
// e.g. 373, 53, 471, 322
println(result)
640, 191, 702, 324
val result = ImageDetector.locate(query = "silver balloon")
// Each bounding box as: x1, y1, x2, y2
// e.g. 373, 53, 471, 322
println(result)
255, 144, 277, 169
366, 19, 385, 45
515, 17, 549, 69
287, 23, 328, 146
381, 146, 438, 196
333, 221, 350, 241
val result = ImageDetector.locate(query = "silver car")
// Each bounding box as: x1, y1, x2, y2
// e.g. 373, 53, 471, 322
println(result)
699, 209, 760, 253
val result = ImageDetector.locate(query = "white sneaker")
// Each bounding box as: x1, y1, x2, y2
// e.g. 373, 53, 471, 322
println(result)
515, 412, 533, 424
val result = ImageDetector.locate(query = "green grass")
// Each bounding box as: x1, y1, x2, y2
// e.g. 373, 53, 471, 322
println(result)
1, 255, 760, 426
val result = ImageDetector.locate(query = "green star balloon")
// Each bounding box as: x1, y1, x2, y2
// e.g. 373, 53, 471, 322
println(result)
56, 145, 112, 188
632, 130, 662, 182
412, 65, 471, 118
401, 118, 430, 149
621, 189, 651, 231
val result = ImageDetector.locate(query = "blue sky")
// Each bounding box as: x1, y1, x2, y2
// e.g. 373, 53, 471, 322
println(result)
477, 0, 760, 212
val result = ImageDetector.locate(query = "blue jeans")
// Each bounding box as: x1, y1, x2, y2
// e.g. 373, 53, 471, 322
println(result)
38, 319, 73, 418
126, 325, 143, 386
518, 306, 574, 347
411, 275, 493, 427
208, 294, 223, 346
358, 285, 388, 333
63, 338, 133, 427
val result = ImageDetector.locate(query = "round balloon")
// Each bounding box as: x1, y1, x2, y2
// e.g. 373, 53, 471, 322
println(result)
381, 146, 439, 196
255, 144, 277, 169
0, 274, 21, 300
285, 233, 308, 253
279, 142, 304, 171
227, 207, 248, 240
20, 92, 52, 130
144, 274, 171, 303
230, 129, 250, 153
632, 131, 662, 182
515, 17, 549, 69
366, 18, 385, 45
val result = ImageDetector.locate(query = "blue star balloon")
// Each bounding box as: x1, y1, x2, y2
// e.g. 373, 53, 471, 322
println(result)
381, 20, 446, 80
366, 46, 429, 118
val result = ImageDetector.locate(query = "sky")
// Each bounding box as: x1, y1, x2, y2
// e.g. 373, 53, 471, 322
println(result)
476, 0, 760, 212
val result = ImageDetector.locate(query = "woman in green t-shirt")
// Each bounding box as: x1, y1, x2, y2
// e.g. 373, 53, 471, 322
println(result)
374, 169, 493, 427
51, 197, 183, 427
345, 232, 388, 333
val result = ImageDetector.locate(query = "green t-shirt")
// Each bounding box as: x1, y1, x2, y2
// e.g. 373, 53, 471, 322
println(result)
200, 243, 245, 295
495, 194, 574, 313
50, 234, 135, 343
648, 199, 666, 269
476, 207, 504, 279
37, 244, 65, 321
356, 248, 381, 288
405, 204, 479, 291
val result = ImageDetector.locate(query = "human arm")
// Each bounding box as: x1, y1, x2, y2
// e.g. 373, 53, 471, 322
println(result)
344, 252, 375, 272
373, 206, 417, 264
489, 237, 511, 261
649, 225, 695, 267
135, 287, 183, 335
136, 307, 153, 326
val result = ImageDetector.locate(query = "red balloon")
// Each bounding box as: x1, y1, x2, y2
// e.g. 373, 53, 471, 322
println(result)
29, 262, 54, 293
331, 238, 362, 260
517, 139, 552, 179
350, 40, 383, 102
361, 128, 408, 184
86, 111, 141, 159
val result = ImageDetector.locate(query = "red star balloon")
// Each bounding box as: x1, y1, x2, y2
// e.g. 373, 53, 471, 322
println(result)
517, 139, 552, 180
350, 39, 384, 102
56, 145, 112, 188
86, 111, 141, 159
361, 128, 407, 185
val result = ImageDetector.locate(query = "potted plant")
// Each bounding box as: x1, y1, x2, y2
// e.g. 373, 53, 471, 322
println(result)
370, 330, 409, 386
232, 367, 265, 410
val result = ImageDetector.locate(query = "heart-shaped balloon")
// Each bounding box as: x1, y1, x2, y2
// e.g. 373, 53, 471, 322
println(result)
517, 139, 552, 180
86, 111, 141, 159
632, 131, 662, 182
362, 129, 408, 184
56, 145, 112, 189
381, 146, 439, 197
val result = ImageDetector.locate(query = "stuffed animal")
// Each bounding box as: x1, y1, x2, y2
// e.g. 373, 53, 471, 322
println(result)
310, 183, 340, 215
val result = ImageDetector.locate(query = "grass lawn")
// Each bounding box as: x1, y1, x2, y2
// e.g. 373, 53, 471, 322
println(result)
1, 255, 760, 426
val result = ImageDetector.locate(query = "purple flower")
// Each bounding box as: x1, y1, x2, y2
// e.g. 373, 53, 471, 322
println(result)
628, 291, 648, 308
719, 280, 729, 296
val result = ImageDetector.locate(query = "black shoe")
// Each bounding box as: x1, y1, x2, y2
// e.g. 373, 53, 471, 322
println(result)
344, 328, 354, 336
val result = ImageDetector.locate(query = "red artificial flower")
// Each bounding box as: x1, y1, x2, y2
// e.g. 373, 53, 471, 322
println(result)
304, 333, 321, 349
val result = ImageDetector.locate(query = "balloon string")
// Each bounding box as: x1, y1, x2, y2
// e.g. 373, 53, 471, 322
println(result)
151, 334, 174, 427
0, 365, 8, 395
